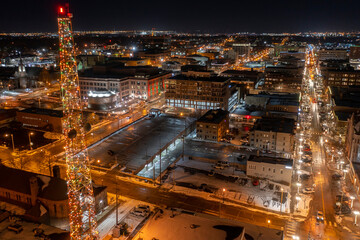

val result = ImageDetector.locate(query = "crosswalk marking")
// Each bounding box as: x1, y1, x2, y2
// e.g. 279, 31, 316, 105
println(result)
284, 220, 297, 238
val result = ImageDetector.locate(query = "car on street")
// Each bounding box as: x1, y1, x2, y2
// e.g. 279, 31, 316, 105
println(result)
316, 210, 324, 222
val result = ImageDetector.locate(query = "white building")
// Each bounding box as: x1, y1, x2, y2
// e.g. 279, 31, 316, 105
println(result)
246, 155, 293, 185
249, 117, 295, 156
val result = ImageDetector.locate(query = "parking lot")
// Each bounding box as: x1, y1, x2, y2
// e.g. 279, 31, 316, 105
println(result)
88, 114, 186, 173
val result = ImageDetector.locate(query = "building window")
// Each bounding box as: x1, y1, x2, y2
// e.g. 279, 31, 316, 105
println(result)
280, 169, 283, 174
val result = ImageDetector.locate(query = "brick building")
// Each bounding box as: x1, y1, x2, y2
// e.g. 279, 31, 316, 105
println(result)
196, 109, 229, 141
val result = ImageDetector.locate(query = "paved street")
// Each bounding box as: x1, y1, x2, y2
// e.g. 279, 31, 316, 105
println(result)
284, 46, 360, 240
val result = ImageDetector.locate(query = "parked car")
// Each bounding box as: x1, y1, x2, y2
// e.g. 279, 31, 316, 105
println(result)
300, 174, 311, 180
137, 204, 150, 212
213, 164, 224, 170
217, 161, 229, 167
302, 187, 315, 194
332, 174, 342, 181
334, 204, 351, 215
7, 224, 23, 234
131, 208, 148, 217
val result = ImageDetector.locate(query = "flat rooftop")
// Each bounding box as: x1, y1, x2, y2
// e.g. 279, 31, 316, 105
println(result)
248, 155, 293, 167
252, 117, 295, 134
88, 115, 187, 173
197, 109, 228, 124
170, 74, 230, 83
19, 108, 63, 118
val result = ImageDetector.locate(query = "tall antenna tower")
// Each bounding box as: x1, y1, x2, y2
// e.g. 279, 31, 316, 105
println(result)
57, 5, 98, 239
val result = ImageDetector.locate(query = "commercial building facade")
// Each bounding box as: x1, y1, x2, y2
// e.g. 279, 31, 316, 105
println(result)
323, 68, 360, 87
79, 72, 171, 101
16, 108, 63, 133
165, 75, 231, 111
346, 112, 360, 163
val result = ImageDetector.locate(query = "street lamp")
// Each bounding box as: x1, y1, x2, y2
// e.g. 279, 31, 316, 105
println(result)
350, 196, 355, 208
295, 196, 301, 211
343, 169, 348, 180
292, 235, 300, 240
28, 132, 34, 150
5, 133, 15, 152
296, 182, 301, 193
354, 211, 359, 226
222, 188, 226, 203
280, 188, 284, 213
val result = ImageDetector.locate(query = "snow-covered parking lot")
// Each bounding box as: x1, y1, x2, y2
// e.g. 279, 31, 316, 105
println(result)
162, 158, 291, 214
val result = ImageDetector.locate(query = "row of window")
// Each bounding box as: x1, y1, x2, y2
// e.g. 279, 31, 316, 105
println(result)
248, 164, 284, 174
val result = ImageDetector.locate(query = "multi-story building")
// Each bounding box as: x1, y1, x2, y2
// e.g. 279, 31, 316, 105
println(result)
16, 108, 63, 133
232, 43, 251, 60
249, 117, 295, 155
264, 66, 303, 90
165, 75, 231, 111
318, 49, 348, 61
196, 109, 229, 141
345, 112, 360, 163
162, 61, 181, 72
246, 155, 293, 185
323, 67, 360, 87
350, 46, 360, 63
79, 71, 171, 101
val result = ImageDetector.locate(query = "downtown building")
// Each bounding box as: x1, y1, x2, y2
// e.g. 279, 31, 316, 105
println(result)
345, 112, 360, 163
263, 65, 303, 91
323, 66, 360, 87
165, 73, 238, 112
196, 109, 229, 141
249, 117, 296, 156
79, 66, 171, 101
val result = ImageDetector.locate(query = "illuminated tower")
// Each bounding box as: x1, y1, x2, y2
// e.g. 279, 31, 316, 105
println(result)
57, 5, 98, 239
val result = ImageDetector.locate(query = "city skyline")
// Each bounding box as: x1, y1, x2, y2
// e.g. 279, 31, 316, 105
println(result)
1, 0, 360, 33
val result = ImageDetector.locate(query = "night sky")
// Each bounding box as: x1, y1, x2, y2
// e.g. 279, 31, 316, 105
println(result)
1, 0, 360, 33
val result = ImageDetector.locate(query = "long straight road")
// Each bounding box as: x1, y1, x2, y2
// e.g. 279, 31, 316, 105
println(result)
288, 46, 360, 240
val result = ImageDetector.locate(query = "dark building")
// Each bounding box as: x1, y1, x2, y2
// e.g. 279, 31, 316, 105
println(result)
16, 108, 63, 133
196, 109, 229, 141
323, 66, 360, 87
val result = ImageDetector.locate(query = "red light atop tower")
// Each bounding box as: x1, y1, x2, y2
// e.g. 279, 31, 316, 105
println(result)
59, 7, 64, 13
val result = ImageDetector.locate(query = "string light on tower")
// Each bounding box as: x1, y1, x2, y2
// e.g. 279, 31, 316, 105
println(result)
57, 5, 98, 239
